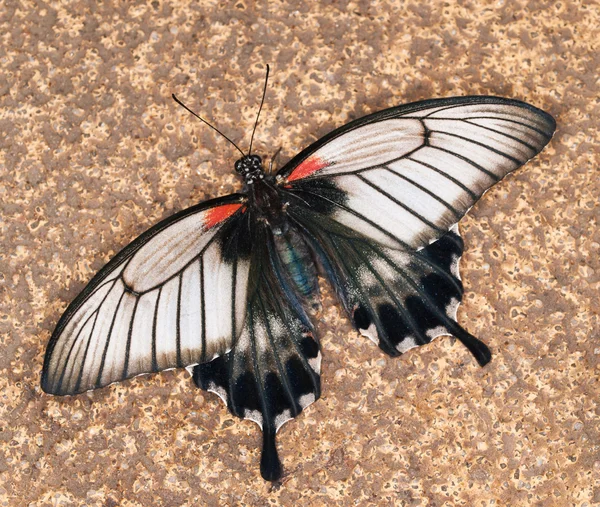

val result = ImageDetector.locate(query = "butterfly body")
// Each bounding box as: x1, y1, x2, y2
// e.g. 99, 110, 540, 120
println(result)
42, 95, 555, 481
236, 153, 322, 309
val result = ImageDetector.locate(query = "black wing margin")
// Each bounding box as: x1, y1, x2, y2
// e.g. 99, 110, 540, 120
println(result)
192, 220, 321, 481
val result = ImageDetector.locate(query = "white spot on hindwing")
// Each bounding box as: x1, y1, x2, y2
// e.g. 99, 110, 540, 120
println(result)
299, 393, 315, 409
207, 382, 228, 405
271, 393, 318, 434
446, 297, 460, 320
426, 326, 447, 339
308, 351, 322, 373
396, 336, 418, 353
275, 409, 292, 431
449, 224, 462, 280
358, 323, 379, 345
244, 409, 263, 428
356, 265, 376, 287
450, 254, 462, 280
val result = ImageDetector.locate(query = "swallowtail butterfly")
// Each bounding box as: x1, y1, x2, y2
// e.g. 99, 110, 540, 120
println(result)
41, 67, 555, 480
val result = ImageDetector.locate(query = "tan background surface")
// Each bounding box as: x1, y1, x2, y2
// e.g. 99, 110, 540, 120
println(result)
1, 0, 598, 505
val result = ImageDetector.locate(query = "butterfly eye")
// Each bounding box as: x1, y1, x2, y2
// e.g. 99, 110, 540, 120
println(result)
251, 155, 262, 166
234, 160, 243, 172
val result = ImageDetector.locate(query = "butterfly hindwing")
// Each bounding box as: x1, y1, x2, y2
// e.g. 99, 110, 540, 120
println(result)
287, 204, 489, 364
42, 194, 250, 395
192, 221, 321, 481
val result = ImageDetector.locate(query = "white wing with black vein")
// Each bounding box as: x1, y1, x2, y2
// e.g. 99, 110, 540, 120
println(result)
42, 195, 249, 395
280, 96, 555, 250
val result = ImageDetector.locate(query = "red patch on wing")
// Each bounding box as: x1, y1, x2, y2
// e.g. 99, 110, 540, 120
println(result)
286, 155, 330, 182
203, 203, 243, 229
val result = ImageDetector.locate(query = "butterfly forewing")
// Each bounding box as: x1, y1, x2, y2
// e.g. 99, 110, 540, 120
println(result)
42, 195, 250, 395
280, 97, 555, 251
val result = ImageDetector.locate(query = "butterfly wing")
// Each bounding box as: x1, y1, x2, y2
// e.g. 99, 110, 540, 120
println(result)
192, 219, 321, 481
41, 194, 252, 395
42, 192, 321, 480
287, 206, 489, 363
278, 96, 555, 361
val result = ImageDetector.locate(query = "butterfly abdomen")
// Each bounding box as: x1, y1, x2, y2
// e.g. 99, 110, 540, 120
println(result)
272, 226, 321, 310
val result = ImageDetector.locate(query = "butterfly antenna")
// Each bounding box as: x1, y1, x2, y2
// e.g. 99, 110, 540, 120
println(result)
172, 94, 245, 157
248, 64, 270, 156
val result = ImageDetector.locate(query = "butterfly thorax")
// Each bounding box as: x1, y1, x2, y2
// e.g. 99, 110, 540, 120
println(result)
248, 174, 284, 226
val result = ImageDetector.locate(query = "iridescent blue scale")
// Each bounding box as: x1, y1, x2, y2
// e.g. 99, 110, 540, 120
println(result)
272, 227, 320, 309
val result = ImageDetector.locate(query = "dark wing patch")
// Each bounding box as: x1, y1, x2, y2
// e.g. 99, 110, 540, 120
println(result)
193, 223, 321, 481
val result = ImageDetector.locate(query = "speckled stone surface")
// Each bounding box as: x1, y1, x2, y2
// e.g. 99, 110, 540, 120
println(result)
1, 0, 598, 505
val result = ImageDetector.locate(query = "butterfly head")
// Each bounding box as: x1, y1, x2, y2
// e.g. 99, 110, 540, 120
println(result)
235, 154, 265, 184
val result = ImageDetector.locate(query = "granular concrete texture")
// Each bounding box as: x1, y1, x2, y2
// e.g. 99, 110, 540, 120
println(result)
1, 0, 598, 505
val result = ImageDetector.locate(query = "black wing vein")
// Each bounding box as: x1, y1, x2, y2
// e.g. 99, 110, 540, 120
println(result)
380, 165, 462, 218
